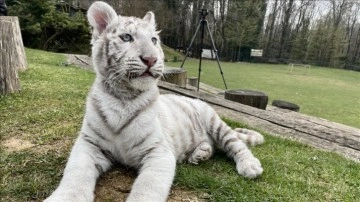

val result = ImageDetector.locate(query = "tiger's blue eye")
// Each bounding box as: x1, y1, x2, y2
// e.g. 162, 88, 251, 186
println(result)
151, 37, 158, 45
120, 34, 133, 42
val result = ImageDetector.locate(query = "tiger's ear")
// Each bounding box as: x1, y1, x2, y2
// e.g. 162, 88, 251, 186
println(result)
143, 11, 156, 26
87, 1, 117, 39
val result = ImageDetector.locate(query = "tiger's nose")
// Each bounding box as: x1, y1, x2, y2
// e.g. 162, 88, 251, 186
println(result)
140, 56, 157, 68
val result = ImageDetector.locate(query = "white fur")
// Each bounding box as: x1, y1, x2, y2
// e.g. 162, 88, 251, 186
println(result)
45, 2, 264, 202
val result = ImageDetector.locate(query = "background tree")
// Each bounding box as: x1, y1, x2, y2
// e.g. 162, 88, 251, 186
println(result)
224, 0, 266, 61
289, 0, 315, 62
8, 0, 90, 53
7, 0, 360, 68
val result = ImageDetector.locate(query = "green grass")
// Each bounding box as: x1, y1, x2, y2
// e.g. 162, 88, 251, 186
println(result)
162, 45, 184, 62
167, 58, 360, 128
176, 120, 360, 201
1, 49, 360, 201
0, 49, 94, 143
1, 49, 94, 201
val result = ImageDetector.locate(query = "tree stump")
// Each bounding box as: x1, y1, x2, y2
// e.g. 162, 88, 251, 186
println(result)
0, 16, 27, 71
0, 16, 27, 94
224, 89, 268, 110
187, 77, 198, 87
272, 100, 300, 112
161, 68, 187, 88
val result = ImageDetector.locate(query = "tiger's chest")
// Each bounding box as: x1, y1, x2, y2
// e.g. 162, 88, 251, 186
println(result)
88, 92, 210, 166
103, 103, 166, 166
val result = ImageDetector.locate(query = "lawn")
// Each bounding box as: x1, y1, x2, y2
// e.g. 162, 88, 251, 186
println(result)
168, 58, 360, 129
1, 49, 360, 201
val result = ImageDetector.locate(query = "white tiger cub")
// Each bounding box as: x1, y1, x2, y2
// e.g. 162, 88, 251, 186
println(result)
45, 1, 264, 202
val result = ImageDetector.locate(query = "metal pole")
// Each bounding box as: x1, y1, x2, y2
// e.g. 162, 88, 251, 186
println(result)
0, 0, 7, 16
180, 9, 227, 92
197, 17, 206, 92
180, 21, 201, 69
205, 21, 228, 90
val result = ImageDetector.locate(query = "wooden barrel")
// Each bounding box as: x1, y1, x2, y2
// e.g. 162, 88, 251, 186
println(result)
161, 68, 187, 87
224, 89, 268, 110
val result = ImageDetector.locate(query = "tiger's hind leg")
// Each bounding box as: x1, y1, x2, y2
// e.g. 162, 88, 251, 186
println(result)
188, 142, 213, 165
191, 99, 263, 178
206, 115, 263, 178
234, 128, 264, 146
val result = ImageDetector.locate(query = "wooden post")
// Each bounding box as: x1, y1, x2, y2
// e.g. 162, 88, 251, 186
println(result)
187, 77, 198, 87
0, 16, 27, 94
224, 89, 268, 110
161, 67, 187, 88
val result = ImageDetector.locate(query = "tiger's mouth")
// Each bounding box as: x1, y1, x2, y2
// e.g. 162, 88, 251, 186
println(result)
129, 70, 161, 79
140, 70, 153, 77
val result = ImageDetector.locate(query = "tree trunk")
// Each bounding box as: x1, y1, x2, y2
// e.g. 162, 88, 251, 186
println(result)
278, 0, 295, 59
0, 16, 27, 94
264, 0, 279, 58
43, 30, 61, 51
0, 16, 27, 71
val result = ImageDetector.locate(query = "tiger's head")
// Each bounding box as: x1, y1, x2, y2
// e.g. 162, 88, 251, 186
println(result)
87, 1, 164, 91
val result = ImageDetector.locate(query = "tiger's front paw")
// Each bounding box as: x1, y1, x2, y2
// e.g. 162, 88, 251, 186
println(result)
236, 157, 263, 179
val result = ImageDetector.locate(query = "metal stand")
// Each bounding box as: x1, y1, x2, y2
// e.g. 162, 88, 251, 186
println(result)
180, 9, 227, 91
0, 0, 7, 16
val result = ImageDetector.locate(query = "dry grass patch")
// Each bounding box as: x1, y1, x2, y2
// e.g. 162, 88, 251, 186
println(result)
2, 137, 35, 152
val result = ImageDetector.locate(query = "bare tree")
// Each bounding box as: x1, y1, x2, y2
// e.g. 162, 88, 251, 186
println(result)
344, 2, 360, 64
290, 0, 316, 61
327, 0, 353, 67
278, 0, 295, 59
264, 0, 279, 58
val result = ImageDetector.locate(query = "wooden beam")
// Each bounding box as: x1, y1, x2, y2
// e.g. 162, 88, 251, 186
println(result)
158, 81, 360, 161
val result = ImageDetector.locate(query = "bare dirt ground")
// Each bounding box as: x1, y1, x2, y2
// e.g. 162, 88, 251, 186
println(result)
95, 168, 204, 202
1, 135, 205, 202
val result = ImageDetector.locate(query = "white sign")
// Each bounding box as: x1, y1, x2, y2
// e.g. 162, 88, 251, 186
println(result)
202, 49, 216, 59
251, 49, 263, 57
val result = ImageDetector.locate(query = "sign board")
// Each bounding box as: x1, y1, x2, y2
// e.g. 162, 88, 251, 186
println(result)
202, 49, 215, 59
251, 49, 263, 57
